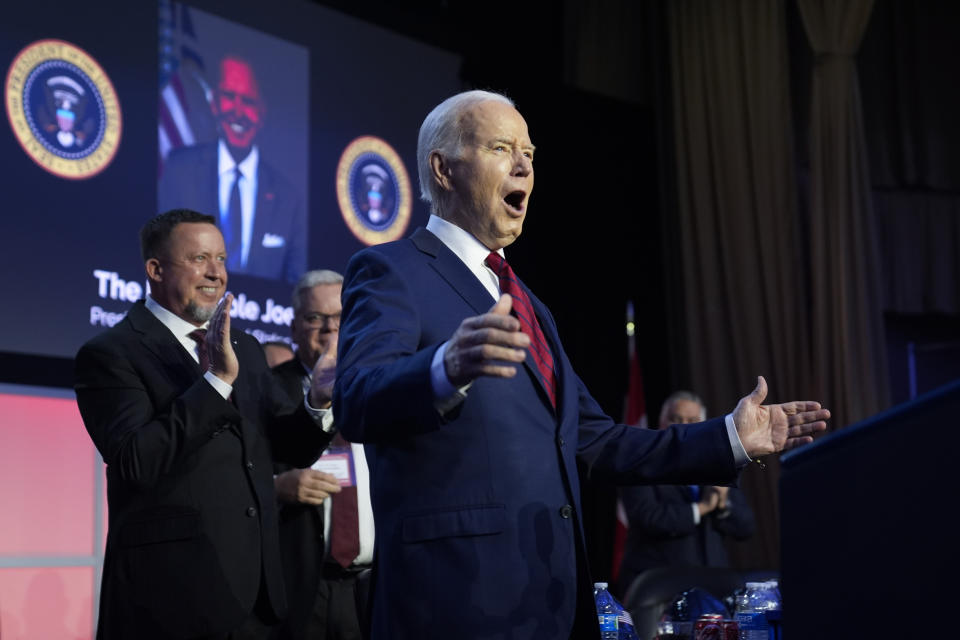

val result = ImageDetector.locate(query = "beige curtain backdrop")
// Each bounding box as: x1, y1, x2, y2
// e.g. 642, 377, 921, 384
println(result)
667, 0, 814, 570
796, 0, 890, 430
668, 0, 890, 569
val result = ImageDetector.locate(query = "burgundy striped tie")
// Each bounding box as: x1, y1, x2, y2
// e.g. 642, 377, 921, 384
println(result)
188, 329, 209, 372
329, 432, 360, 568
485, 252, 557, 408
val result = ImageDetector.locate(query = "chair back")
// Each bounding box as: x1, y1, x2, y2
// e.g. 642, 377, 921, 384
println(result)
622, 567, 749, 640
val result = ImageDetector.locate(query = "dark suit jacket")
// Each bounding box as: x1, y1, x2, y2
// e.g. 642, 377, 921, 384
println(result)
270, 358, 326, 640
616, 483, 755, 595
333, 228, 740, 640
74, 301, 331, 639
158, 143, 307, 283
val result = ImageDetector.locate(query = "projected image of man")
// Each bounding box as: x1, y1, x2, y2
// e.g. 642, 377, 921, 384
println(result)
159, 56, 306, 283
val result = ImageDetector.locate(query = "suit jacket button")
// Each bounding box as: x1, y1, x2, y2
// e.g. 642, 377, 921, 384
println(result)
559, 504, 573, 519
557, 436, 565, 447
246, 460, 254, 469
246, 506, 257, 517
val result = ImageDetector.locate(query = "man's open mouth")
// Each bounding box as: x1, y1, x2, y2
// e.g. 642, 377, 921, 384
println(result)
504, 190, 526, 212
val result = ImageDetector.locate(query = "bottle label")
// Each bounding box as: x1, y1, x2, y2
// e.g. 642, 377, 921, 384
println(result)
735, 612, 769, 631
598, 613, 619, 631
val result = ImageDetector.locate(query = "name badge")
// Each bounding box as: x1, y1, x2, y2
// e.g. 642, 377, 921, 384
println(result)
312, 447, 355, 487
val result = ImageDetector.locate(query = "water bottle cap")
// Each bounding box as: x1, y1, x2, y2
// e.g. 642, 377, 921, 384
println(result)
594, 582, 609, 589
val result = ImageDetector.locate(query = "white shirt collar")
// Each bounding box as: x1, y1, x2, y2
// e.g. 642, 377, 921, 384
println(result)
217, 139, 259, 180
426, 215, 503, 300
144, 295, 206, 340
426, 214, 504, 268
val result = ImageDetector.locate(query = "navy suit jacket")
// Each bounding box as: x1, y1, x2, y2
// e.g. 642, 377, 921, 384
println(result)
75, 302, 331, 638
158, 143, 307, 283
333, 228, 739, 640
616, 483, 755, 595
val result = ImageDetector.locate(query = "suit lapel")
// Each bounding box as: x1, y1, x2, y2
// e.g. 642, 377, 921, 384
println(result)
411, 228, 561, 416
201, 144, 220, 218
129, 301, 244, 436
224, 330, 257, 442
127, 302, 201, 382
412, 228, 496, 315
249, 163, 275, 258
272, 358, 308, 403
517, 279, 562, 415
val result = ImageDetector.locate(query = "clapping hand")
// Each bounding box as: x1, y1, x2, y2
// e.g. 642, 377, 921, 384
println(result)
206, 293, 238, 385
308, 331, 337, 409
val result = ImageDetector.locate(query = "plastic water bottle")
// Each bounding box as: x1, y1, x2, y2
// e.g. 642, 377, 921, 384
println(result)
735, 581, 776, 640
659, 589, 693, 639
616, 605, 641, 640
763, 580, 781, 609
762, 580, 782, 640
591, 583, 639, 640
594, 582, 619, 640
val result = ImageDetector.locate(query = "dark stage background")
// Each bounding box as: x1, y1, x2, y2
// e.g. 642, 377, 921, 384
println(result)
311, 0, 960, 587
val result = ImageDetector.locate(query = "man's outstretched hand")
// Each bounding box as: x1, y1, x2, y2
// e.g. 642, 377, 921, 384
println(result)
732, 376, 830, 459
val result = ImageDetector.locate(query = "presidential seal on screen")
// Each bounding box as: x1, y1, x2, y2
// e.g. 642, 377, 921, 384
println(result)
336, 136, 412, 245
5, 39, 122, 180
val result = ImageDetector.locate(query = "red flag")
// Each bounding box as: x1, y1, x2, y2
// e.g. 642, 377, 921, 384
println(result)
623, 337, 646, 427
611, 302, 647, 587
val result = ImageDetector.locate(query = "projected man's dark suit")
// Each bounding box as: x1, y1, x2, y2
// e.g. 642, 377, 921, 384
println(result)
159, 142, 306, 283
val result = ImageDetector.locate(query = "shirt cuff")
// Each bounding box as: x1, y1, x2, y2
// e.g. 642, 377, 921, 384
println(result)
691, 502, 701, 525
303, 395, 336, 432
204, 371, 233, 400
430, 341, 471, 414
725, 413, 751, 468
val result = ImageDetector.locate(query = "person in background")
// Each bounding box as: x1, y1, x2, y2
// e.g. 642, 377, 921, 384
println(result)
332, 89, 829, 639
615, 391, 756, 598
74, 209, 335, 639
271, 270, 372, 640
263, 340, 295, 368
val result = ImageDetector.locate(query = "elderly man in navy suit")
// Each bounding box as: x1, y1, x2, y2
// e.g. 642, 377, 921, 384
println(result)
333, 90, 830, 640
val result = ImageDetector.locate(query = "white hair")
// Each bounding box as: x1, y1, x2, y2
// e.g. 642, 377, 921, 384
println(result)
416, 90, 515, 215
291, 269, 343, 311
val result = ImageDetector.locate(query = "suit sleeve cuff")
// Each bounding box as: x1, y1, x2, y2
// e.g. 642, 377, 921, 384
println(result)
303, 395, 336, 433
725, 413, 751, 467
204, 371, 233, 400
430, 341, 471, 415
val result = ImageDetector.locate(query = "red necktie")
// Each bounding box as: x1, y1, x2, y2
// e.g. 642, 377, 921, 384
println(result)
485, 252, 557, 408
188, 329, 209, 372
329, 432, 360, 568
